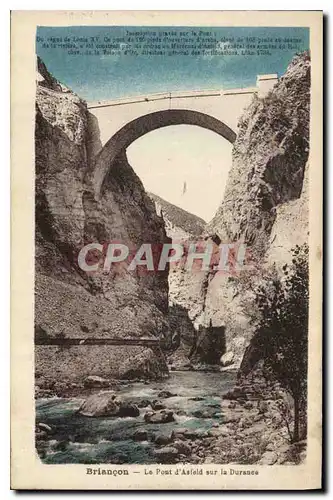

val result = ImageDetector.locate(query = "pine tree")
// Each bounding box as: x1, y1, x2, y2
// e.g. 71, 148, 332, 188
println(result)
249, 244, 309, 442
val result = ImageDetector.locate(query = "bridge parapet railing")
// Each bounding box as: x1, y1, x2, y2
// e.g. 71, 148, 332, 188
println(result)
222, 87, 258, 96
88, 89, 225, 109
87, 86, 260, 109
88, 92, 171, 109
169, 89, 222, 98
87, 75, 279, 109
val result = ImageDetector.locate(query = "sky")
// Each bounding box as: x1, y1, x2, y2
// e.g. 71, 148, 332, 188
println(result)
127, 125, 233, 221
36, 26, 309, 221
36, 26, 309, 101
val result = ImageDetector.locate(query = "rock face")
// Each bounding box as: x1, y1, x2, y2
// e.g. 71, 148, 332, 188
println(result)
35, 57, 170, 385
266, 161, 308, 267
148, 194, 206, 361
35, 52, 310, 384
149, 193, 205, 239
191, 52, 310, 365
149, 194, 226, 366
207, 52, 310, 255
78, 392, 119, 417
150, 51, 310, 369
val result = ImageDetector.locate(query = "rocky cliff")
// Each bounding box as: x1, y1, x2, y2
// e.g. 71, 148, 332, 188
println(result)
35, 52, 310, 387
149, 193, 205, 240
147, 194, 203, 365
207, 52, 309, 255
183, 52, 310, 368
148, 195, 229, 368
35, 57, 170, 389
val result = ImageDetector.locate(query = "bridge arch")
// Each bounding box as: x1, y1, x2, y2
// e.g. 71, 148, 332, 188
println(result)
92, 109, 237, 196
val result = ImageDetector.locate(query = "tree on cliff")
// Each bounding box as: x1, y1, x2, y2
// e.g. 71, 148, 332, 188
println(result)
243, 244, 309, 442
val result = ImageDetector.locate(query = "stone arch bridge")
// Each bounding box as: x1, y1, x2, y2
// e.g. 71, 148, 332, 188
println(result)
87, 74, 278, 195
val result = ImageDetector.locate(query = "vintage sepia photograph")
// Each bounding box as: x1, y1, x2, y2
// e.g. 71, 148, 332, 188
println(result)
10, 10, 322, 490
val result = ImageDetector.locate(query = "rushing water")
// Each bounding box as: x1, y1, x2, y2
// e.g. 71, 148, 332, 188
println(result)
36, 370, 236, 464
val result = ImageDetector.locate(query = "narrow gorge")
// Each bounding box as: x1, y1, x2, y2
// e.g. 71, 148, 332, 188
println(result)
35, 52, 310, 466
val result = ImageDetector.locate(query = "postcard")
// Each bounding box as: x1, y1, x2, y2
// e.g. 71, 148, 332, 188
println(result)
11, 10, 322, 490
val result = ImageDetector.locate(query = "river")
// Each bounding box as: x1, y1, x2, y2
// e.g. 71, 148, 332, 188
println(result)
36, 370, 236, 464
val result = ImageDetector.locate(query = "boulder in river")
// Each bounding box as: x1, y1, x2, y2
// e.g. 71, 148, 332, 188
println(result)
171, 428, 208, 440
223, 386, 247, 401
153, 446, 179, 463
173, 440, 191, 456
83, 375, 111, 388
144, 410, 175, 424
192, 408, 217, 419
37, 422, 52, 433
220, 351, 235, 367
158, 390, 177, 398
78, 392, 141, 418
171, 428, 189, 440
78, 392, 118, 417
154, 433, 173, 446
258, 451, 278, 465
118, 402, 140, 417
151, 400, 166, 410
53, 440, 69, 452
137, 399, 151, 408
133, 430, 148, 441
